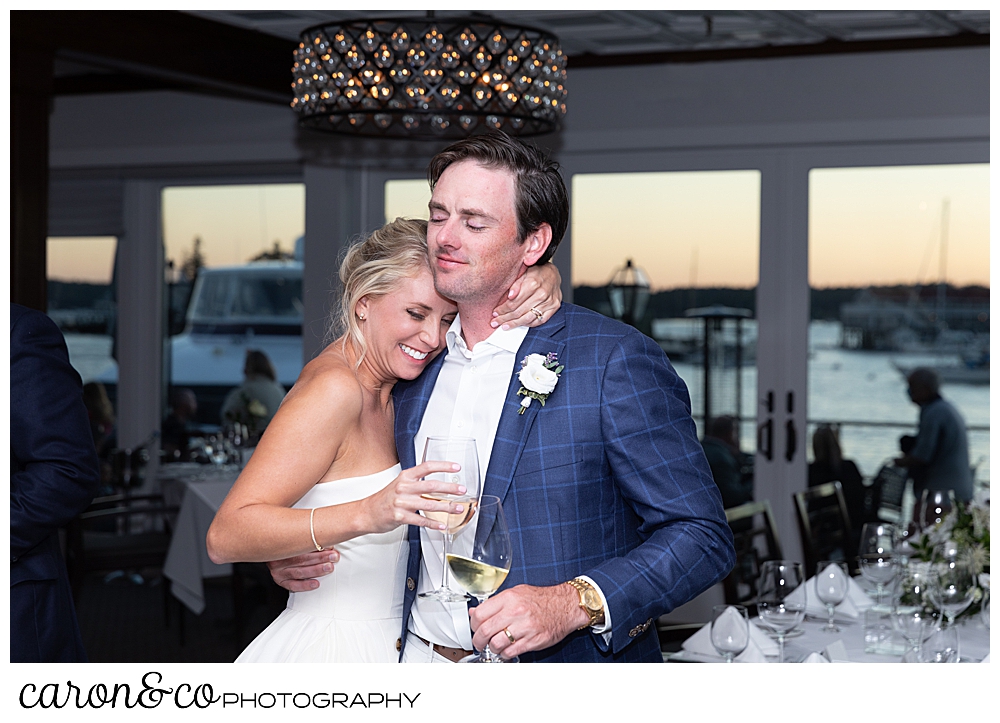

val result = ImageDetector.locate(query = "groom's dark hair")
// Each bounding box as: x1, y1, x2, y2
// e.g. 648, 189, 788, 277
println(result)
427, 130, 568, 265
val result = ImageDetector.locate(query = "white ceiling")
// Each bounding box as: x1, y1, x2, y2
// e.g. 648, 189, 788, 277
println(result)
187, 9, 989, 57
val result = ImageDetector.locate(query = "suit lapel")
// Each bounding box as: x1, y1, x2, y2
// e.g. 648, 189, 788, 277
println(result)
393, 351, 447, 469
482, 310, 567, 502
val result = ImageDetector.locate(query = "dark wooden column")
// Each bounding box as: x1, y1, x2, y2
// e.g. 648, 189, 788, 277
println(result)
11, 40, 53, 312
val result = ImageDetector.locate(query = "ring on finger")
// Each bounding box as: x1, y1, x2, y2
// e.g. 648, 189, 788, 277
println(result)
503, 627, 516, 645
529, 306, 543, 321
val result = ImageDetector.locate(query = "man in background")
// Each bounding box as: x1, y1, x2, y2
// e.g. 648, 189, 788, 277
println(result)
11, 303, 100, 662
701, 415, 754, 509
895, 367, 973, 502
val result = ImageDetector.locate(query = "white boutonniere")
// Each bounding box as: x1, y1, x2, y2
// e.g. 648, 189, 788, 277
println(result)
516, 352, 563, 414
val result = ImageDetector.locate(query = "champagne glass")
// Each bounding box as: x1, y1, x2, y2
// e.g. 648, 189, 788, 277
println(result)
418, 437, 481, 603
757, 560, 806, 663
918, 489, 955, 531
815, 561, 850, 633
710, 604, 750, 663
858, 522, 899, 608
450, 496, 515, 663
892, 568, 940, 662
930, 555, 975, 628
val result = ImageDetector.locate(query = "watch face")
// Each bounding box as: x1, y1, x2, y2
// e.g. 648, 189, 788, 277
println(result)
582, 589, 601, 610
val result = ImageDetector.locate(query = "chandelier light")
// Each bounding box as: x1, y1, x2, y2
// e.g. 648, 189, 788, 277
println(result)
290, 17, 568, 138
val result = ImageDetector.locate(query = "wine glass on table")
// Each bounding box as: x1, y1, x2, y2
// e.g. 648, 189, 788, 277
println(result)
710, 604, 750, 663
930, 553, 975, 629
449, 496, 515, 663
815, 561, 850, 633
757, 560, 806, 664
918, 625, 960, 663
918, 489, 955, 531
892, 567, 940, 662
858, 522, 899, 609
418, 437, 481, 603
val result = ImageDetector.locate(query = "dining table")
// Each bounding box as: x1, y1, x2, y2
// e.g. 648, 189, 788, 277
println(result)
159, 462, 242, 615
667, 613, 989, 663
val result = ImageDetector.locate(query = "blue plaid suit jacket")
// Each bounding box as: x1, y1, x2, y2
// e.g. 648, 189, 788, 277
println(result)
394, 304, 735, 662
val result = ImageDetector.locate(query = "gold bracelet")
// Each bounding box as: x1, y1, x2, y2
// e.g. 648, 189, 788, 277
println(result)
310, 507, 324, 552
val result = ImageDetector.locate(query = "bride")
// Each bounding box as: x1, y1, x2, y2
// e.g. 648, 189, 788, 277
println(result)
206, 218, 560, 662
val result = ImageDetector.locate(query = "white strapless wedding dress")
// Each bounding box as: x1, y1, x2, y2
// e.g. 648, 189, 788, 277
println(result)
236, 464, 406, 663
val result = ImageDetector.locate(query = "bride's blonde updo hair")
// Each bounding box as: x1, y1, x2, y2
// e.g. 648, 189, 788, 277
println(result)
330, 217, 430, 366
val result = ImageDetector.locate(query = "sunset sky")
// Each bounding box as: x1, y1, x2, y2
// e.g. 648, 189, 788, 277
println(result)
47, 163, 989, 291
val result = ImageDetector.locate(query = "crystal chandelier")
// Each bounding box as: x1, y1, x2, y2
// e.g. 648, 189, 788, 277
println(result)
291, 17, 568, 138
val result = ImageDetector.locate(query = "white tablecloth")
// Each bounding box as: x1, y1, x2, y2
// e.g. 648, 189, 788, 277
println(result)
667, 615, 990, 663
161, 467, 240, 614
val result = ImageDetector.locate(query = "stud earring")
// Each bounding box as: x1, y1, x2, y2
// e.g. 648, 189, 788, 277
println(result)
358, 313, 366, 321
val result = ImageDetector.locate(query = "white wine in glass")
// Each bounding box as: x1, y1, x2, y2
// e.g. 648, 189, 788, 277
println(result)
451, 495, 516, 663
418, 437, 481, 603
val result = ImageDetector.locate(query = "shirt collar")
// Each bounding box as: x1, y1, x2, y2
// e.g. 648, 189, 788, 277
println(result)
446, 315, 530, 358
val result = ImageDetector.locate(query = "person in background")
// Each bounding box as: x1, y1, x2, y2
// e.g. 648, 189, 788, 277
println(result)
701, 415, 754, 509
11, 303, 101, 662
82, 381, 116, 490
809, 424, 866, 530
895, 367, 973, 503
162, 387, 198, 462
220, 349, 287, 437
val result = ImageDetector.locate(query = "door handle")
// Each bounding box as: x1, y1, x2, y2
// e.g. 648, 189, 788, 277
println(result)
785, 419, 797, 462
757, 418, 773, 461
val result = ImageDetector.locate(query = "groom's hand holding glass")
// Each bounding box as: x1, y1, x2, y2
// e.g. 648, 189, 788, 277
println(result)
468, 581, 599, 660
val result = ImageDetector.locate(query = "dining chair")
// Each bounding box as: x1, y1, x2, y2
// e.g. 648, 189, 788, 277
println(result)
870, 460, 908, 524
722, 500, 784, 607
792, 481, 857, 577
65, 493, 180, 628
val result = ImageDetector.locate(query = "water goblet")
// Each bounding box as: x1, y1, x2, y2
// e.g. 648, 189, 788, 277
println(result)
450, 496, 515, 663
757, 560, 806, 664
815, 561, 850, 632
417, 437, 481, 603
858, 522, 899, 608
710, 605, 750, 663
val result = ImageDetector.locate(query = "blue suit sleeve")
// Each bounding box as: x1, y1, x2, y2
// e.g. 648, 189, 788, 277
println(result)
586, 330, 735, 653
10, 307, 101, 559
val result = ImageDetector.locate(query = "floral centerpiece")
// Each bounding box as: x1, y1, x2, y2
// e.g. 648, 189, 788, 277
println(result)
907, 501, 990, 621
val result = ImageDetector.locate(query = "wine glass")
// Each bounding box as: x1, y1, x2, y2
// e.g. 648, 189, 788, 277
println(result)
710, 604, 750, 663
757, 560, 806, 663
858, 522, 899, 608
815, 561, 850, 633
892, 567, 940, 662
450, 496, 515, 663
918, 489, 955, 531
418, 437, 481, 603
918, 625, 960, 663
930, 555, 975, 628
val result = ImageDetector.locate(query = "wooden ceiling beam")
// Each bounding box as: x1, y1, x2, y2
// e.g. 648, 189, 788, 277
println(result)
13, 10, 296, 104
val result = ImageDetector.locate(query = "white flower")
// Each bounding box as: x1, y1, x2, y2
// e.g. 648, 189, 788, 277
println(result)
519, 354, 558, 394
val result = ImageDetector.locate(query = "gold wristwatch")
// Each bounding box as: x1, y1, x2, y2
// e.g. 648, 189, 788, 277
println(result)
566, 578, 605, 630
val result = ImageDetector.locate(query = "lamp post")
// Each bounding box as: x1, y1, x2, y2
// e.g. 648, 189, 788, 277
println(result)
607, 259, 650, 328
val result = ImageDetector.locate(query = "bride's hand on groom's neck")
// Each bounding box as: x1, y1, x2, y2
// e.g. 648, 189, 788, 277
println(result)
491, 262, 562, 330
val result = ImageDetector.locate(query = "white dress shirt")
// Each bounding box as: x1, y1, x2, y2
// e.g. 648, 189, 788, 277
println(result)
407, 316, 611, 652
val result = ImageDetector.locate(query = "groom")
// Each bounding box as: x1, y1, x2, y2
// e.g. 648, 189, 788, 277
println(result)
274, 131, 735, 663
